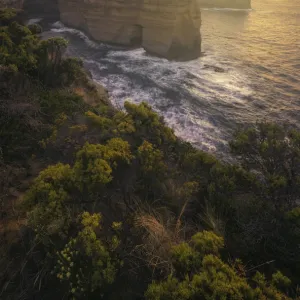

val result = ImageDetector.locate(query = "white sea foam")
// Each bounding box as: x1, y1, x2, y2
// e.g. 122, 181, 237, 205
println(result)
45, 0, 300, 156
83, 52, 236, 153
27, 18, 42, 25
51, 22, 104, 49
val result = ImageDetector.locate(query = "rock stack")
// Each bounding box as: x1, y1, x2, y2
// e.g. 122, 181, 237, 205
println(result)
58, 0, 201, 60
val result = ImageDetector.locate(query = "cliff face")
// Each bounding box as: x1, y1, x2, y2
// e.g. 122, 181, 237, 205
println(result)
23, 0, 59, 20
58, 0, 201, 60
198, 0, 251, 9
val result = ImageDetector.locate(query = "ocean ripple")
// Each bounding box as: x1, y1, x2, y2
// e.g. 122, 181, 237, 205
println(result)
43, 0, 300, 158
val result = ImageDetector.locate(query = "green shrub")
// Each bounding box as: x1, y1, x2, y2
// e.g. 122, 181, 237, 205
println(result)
191, 230, 224, 256
54, 212, 120, 298
125, 101, 176, 146
146, 232, 291, 300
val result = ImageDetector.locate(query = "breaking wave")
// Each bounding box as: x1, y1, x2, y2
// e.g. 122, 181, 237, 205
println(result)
42, 0, 300, 158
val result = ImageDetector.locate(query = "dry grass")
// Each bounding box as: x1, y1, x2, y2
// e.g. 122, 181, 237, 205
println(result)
198, 201, 225, 236
134, 209, 186, 275
134, 213, 174, 273
135, 214, 173, 245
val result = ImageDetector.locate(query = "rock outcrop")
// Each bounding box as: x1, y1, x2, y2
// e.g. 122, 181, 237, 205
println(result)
23, 0, 59, 20
198, 0, 251, 9
58, 0, 201, 60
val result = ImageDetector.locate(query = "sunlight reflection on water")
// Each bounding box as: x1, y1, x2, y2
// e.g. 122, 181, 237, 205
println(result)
43, 0, 300, 158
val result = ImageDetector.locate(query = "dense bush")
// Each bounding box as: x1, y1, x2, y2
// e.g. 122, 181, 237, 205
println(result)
146, 232, 291, 300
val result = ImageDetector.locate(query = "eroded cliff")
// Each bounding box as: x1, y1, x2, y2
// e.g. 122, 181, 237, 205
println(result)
58, 0, 201, 60
23, 0, 59, 20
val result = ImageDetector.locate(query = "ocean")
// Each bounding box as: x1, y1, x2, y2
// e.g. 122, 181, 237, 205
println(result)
40, 0, 300, 156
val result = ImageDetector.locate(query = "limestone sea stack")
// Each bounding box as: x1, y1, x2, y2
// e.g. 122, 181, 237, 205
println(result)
58, 0, 201, 60
198, 0, 251, 9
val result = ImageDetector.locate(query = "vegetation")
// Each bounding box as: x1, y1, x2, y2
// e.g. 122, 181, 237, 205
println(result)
146, 232, 291, 300
1, 9, 300, 300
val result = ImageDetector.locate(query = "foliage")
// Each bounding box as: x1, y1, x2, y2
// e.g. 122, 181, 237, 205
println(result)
1, 12, 299, 300
271, 271, 291, 290
84, 109, 136, 138
191, 230, 224, 256
146, 233, 291, 300
73, 143, 113, 190
73, 138, 133, 190
138, 140, 166, 175
230, 122, 300, 208
0, 8, 18, 25
40, 89, 87, 119
23, 163, 74, 235
124, 101, 176, 147
24, 137, 133, 234
227, 122, 300, 276
54, 212, 120, 298
0, 12, 90, 162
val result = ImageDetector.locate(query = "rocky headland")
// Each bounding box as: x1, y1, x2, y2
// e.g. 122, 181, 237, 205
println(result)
1, 0, 201, 60
58, 0, 201, 60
